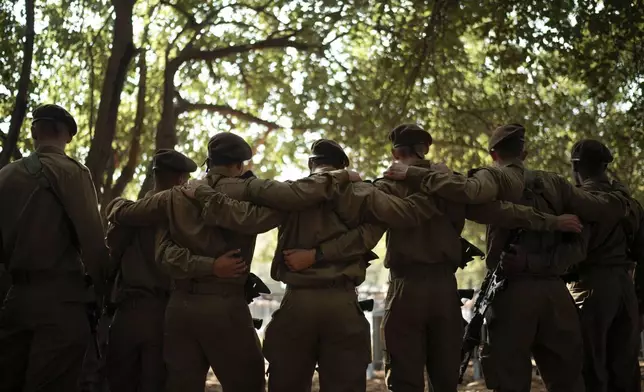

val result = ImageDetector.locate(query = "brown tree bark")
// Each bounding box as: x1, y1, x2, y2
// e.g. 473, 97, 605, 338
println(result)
84, 0, 137, 196
0, 0, 35, 167
110, 47, 147, 200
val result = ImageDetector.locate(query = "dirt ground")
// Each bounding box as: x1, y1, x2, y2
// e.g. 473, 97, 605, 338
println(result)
204, 367, 548, 392
205, 364, 644, 391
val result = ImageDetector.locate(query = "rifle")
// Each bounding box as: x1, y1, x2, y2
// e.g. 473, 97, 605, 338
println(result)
84, 275, 102, 360
245, 273, 271, 330
459, 237, 485, 269
358, 299, 374, 312
244, 273, 271, 304
458, 289, 475, 300
458, 230, 522, 383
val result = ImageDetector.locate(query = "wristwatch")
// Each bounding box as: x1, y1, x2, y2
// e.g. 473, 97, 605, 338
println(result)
315, 247, 324, 263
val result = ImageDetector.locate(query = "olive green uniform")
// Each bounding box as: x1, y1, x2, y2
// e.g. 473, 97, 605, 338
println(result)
108, 135, 350, 392
567, 177, 642, 392
195, 140, 566, 392
475, 128, 630, 392
376, 160, 569, 392
104, 150, 197, 392
0, 106, 108, 392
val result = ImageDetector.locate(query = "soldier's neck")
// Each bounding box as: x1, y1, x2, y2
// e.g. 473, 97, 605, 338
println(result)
34, 139, 66, 152
209, 165, 239, 177
311, 164, 336, 174
398, 157, 424, 166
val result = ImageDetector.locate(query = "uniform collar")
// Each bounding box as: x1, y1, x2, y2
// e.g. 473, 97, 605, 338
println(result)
495, 158, 524, 169
35, 145, 65, 155
410, 159, 432, 169
311, 165, 337, 175
207, 166, 237, 178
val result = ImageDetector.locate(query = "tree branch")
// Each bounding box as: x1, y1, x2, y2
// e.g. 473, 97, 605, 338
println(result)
179, 99, 280, 130
175, 36, 320, 64
0, 131, 23, 160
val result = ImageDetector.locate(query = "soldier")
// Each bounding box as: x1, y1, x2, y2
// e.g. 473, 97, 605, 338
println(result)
565, 139, 644, 392
0, 105, 108, 391
107, 132, 357, 392
184, 137, 584, 392
462, 126, 631, 392
103, 150, 197, 392
385, 123, 526, 204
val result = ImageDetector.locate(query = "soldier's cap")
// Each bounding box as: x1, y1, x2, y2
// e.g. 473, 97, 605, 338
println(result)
571, 139, 613, 164
388, 124, 432, 147
153, 149, 198, 172
207, 132, 253, 165
309, 139, 349, 167
488, 123, 525, 152
32, 104, 78, 137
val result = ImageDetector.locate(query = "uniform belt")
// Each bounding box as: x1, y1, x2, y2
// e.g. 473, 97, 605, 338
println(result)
118, 295, 169, 310
286, 279, 356, 290
10, 270, 85, 285
390, 262, 454, 280
173, 279, 244, 296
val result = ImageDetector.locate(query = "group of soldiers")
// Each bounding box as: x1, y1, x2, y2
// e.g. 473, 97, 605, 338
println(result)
0, 103, 642, 392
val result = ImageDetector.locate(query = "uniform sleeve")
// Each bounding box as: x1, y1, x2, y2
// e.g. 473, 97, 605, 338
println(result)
630, 208, 644, 314
107, 192, 169, 226
524, 228, 592, 276
104, 223, 134, 276
361, 190, 442, 229
406, 166, 499, 204
155, 229, 215, 279
196, 187, 285, 234
243, 170, 349, 210
558, 178, 628, 223
466, 201, 560, 231
56, 168, 109, 295
318, 224, 387, 262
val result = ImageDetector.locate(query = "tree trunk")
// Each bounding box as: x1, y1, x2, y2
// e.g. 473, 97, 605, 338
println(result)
84, 0, 137, 196
138, 61, 179, 197
0, 0, 35, 167
111, 48, 147, 200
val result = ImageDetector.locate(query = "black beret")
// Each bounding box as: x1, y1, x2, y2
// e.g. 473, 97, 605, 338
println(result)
32, 104, 78, 137
310, 139, 350, 167
388, 124, 432, 147
153, 149, 198, 172
488, 123, 525, 151
207, 132, 253, 165
571, 139, 613, 164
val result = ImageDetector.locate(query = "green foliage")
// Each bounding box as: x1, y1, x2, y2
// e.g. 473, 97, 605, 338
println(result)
1, 0, 643, 286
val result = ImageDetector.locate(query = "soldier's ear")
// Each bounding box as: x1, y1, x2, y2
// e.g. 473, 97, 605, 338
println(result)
391, 148, 399, 160
490, 151, 499, 162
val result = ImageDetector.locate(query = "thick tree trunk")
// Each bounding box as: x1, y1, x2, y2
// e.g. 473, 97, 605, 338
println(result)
0, 0, 35, 167
138, 61, 179, 198
84, 0, 136, 196
111, 49, 147, 200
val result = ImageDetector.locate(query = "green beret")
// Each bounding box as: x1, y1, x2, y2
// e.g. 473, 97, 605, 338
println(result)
488, 123, 525, 151
388, 124, 432, 147
32, 104, 78, 137
153, 149, 198, 172
571, 139, 613, 164
310, 139, 349, 167
207, 132, 253, 165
